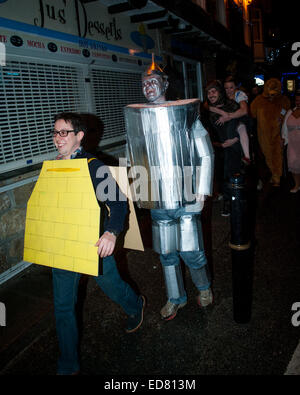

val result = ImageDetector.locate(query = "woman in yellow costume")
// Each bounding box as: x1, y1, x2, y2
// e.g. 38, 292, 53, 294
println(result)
250, 78, 290, 187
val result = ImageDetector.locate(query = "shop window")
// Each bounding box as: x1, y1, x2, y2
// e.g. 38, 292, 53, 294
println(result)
90, 68, 145, 143
186, 63, 198, 99
0, 59, 87, 173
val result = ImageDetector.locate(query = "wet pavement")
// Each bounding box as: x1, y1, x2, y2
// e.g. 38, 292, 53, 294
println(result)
0, 175, 300, 376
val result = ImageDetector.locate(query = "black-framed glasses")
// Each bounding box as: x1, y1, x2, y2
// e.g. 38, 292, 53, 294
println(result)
50, 129, 75, 137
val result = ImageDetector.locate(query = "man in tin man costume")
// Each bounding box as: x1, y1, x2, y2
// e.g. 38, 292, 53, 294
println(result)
124, 59, 214, 320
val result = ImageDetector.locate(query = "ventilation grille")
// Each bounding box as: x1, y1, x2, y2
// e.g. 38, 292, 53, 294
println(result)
90, 68, 146, 141
0, 60, 87, 172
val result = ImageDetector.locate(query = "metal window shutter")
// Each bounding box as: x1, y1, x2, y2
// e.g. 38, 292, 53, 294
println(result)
0, 59, 87, 173
90, 68, 146, 142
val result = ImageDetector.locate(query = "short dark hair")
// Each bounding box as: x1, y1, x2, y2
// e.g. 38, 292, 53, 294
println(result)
205, 80, 226, 106
224, 76, 238, 86
54, 112, 87, 135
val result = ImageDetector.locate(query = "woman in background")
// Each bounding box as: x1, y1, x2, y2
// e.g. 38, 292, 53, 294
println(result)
209, 77, 251, 164
282, 89, 300, 193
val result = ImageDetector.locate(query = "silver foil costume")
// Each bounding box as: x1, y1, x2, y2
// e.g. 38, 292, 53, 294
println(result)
125, 99, 214, 254
125, 79, 214, 307
125, 99, 213, 211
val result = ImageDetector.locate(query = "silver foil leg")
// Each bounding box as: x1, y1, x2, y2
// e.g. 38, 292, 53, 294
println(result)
162, 264, 186, 301
178, 214, 210, 287
177, 214, 204, 252
153, 215, 206, 254
189, 265, 210, 289
152, 219, 177, 254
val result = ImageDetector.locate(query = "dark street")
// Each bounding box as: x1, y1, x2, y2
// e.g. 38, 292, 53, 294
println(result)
1, 0, 300, 383
1, 175, 300, 376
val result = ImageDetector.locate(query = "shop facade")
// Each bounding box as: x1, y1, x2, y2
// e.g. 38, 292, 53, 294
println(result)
0, 0, 206, 279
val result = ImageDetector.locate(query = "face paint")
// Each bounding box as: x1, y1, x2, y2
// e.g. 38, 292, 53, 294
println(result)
142, 74, 165, 103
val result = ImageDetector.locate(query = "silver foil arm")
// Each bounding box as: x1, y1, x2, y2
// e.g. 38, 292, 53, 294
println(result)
192, 119, 214, 197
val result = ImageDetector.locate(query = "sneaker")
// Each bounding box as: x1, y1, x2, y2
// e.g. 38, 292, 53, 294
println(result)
221, 209, 230, 217
197, 288, 213, 307
290, 186, 300, 193
125, 295, 145, 333
242, 157, 251, 166
160, 300, 187, 321
270, 176, 280, 187
221, 200, 230, 217
257, 179, 263, 191
213, 193, 223, 202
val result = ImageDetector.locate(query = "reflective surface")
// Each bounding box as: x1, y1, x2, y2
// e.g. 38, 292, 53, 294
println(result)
125, 99, 214, 209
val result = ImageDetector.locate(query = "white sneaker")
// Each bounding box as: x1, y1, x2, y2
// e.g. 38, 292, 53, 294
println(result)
197, 288, 213, 307
257, 179, 263, 191
160, 300, 187, 321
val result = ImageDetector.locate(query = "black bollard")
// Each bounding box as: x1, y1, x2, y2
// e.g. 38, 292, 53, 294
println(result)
228, 173, 253, 324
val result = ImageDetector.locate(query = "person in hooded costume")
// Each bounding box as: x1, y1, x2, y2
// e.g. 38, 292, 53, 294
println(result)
250, 78, 290, 187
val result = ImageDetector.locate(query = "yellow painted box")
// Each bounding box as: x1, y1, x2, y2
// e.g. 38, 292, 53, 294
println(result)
23, 159, 101, 276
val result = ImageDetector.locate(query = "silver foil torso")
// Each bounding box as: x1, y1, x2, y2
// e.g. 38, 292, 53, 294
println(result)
125, 99, 214, 209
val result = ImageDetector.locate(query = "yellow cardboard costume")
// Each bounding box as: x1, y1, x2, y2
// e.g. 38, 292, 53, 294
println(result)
24, 159, 143, 276
251, 78, 290, 186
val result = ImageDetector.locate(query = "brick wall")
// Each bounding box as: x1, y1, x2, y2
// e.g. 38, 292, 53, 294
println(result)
0, 170, 39, 274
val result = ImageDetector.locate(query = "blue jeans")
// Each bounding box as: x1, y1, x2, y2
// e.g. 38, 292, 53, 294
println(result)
52, 255, 142, 375
151, 206, 211, 304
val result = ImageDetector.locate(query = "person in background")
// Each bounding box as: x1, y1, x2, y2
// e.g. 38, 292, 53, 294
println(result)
281, 89, 300, 193
250, 84, 263, 102
251, 78, 290, 187
208, 77, 251, 165
205, 80, 244, 217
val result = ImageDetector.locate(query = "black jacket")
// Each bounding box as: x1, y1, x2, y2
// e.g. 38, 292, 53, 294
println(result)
76, 149, 128, 236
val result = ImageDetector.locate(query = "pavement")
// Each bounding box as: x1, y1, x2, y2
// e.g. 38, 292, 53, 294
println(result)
0, 174, 300, 377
